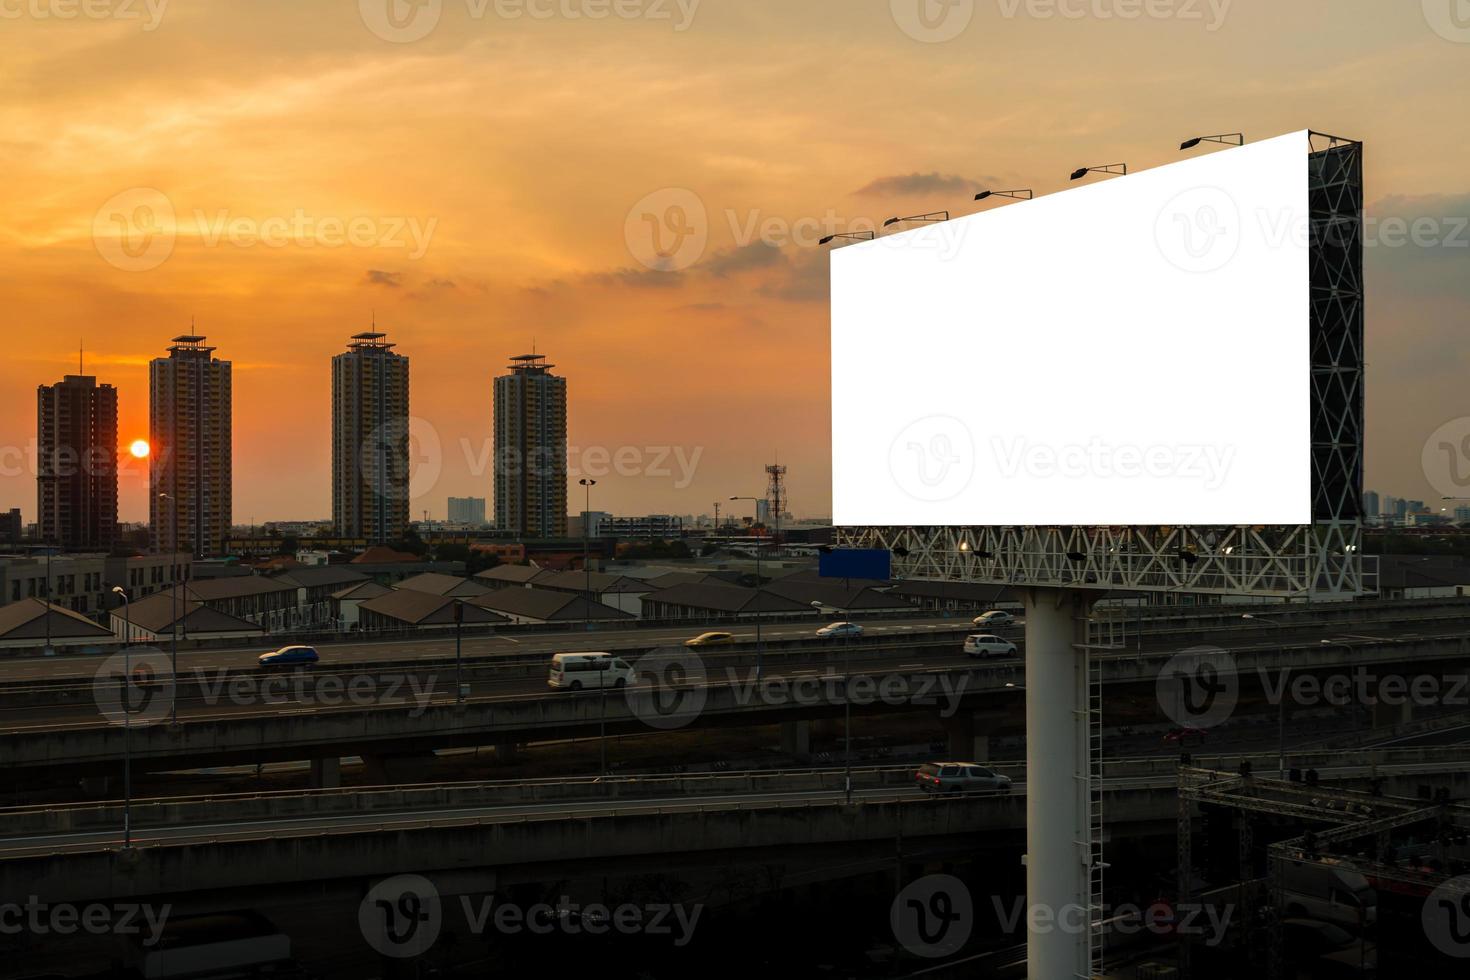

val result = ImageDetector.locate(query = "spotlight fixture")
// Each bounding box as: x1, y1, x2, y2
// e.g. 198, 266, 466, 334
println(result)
1069, 164, 1127, 181
974, 189, 1033, 202
1180, 133, 1243, 151
883, 211, 950, 228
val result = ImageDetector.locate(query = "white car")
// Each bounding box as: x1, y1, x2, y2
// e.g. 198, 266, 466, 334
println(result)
816, 621, 864, 638
972, 610, 1015, 627
964, 634, 1018, 658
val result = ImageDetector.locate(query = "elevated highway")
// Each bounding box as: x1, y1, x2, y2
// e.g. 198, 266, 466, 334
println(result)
5, 629, 1470, 778
5, 747, 1468, 904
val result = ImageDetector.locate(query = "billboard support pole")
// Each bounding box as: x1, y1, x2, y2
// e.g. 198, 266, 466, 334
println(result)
1022, 586, 1098, 979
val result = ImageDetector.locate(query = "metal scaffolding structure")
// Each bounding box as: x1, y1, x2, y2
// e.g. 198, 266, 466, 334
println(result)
1178, 766, 1470, 978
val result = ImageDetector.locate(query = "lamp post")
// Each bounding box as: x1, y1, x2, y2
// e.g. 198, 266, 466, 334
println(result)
110, 585, 133, 849
579, 479, 597, 625
159, 492, 179, 726
453, 598, 465, 704
1242, 613, 1289, 777
730, 495, 764, 679
42, 542, 53, 657
814, 599, 853, 804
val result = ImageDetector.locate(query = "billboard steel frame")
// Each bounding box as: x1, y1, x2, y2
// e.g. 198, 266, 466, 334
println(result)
841, 132, 1368, 601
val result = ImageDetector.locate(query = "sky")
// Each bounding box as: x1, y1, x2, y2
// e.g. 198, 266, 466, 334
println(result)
2, 0, 1468, 526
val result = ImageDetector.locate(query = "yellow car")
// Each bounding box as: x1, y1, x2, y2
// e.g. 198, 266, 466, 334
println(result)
685, 631, 735, 648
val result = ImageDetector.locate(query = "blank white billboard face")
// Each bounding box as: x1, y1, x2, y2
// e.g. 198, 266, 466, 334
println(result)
831, 130, 1311, 527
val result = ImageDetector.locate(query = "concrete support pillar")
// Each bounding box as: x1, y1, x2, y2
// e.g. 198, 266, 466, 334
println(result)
1023, 587, 1096, 980
781, 720, 811, 760
310, 757, 341, 789
943, 713, 981, 761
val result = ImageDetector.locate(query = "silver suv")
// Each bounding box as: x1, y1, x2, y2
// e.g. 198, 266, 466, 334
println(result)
916, 762, 1013, 794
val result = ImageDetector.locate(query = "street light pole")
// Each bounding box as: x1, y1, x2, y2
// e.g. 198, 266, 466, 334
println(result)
730, 495, 764, 679
43, 543, 53, 656
111, 585, 133, 849
160, 492, 179, 726
1242, 613, 1289, 777
579, 479, 597, 623
453, 598, 464, 703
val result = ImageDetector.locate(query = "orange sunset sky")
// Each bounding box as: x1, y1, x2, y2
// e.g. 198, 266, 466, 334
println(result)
2, 0, 1468, 525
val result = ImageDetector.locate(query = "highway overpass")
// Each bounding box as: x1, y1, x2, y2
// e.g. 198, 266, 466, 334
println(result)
5, 748, 1468, 905
5, 629, 1469, 780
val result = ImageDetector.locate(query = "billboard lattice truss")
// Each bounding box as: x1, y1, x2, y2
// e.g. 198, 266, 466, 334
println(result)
840, 133, 1367, 599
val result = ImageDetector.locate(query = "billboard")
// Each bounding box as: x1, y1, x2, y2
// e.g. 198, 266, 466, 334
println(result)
831, 130, 1312, 527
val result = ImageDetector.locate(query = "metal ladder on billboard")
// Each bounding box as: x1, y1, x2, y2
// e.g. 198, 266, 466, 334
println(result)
1081, 616, 1121, 978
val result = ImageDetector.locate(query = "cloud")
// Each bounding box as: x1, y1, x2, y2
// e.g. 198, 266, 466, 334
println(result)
852, 172, 987, 197
704, 241, 784, 278
365, 269, 403, 288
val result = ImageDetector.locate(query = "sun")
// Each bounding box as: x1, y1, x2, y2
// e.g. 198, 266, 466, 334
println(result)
128, 439, 150, 459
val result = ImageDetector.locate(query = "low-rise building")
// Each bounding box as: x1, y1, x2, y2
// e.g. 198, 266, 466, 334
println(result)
110, 592, 264, 643
332, 581, 392, 629
356, 589, 511, 631
393, 572, 492, 598
0, 552, 187, 617
466, 587, 633, 626
0, 598, 116, 650
638, 582, 813, 621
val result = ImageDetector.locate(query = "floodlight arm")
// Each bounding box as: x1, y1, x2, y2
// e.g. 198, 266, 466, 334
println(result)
1180, 133, 1244, 150
1069, 164, 1127, 181
818, 231, 876, 245
882, 211, 950, 227
974, 189, 1033, 201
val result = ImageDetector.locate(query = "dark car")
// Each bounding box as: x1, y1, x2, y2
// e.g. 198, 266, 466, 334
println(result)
257, 645, 320, 670
1164, 727, 1208, 745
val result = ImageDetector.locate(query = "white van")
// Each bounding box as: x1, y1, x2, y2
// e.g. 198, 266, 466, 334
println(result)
964, 634, 1018, 658
548, 652, 635, 691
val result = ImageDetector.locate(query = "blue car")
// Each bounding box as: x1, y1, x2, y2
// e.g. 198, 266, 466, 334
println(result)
257, 645, 320, 669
